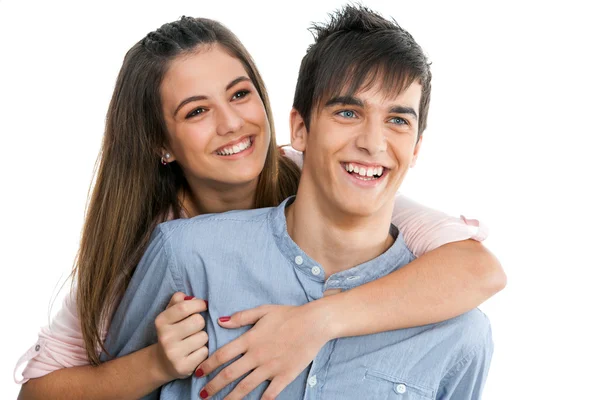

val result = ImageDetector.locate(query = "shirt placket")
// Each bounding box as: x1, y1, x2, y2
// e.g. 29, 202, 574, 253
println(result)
302, 339, 336, 400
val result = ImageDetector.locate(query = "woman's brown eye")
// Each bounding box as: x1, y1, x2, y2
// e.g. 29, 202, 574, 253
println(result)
186, 108, 206, 119
232, 90, 250, 100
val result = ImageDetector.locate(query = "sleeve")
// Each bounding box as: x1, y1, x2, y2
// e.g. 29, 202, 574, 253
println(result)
391, 194, 489, 258
14, 289, 101, 384
101, 225, 182, 365
282, 146, 304, 168
436, 329, 494, 400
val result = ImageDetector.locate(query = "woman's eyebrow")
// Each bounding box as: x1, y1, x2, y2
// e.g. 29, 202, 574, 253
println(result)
226, 76, 250, 91
174, 76, 251, 117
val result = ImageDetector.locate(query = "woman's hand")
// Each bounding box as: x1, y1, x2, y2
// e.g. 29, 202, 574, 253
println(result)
196, 303, 332, 400
153, 292, 209, 382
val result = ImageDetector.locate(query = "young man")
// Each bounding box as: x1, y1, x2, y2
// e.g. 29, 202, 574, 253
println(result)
104, 6, 493, 399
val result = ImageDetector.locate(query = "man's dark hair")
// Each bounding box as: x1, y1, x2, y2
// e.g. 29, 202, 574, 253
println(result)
292, 5, 432, 140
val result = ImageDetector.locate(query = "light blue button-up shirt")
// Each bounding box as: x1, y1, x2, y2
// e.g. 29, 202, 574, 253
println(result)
103, 197, 493, 399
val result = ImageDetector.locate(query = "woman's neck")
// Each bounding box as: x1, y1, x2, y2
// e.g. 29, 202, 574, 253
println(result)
180, 178, 258, 217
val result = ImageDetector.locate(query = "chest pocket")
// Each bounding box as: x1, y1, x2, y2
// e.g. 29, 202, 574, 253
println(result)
364, 369, 435, 400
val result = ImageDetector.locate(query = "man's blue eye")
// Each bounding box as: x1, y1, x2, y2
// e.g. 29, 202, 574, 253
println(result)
390, 117, 407, 125
339, 110, 356, 118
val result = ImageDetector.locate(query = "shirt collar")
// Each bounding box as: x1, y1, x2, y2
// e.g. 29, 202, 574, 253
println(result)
269, 196, 414, 290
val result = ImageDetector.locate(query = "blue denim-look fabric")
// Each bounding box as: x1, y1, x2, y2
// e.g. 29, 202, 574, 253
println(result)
103, 197, 493, 399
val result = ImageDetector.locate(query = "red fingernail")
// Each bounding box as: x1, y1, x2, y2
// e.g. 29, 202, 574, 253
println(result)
204, 300, 209, 308
218, 316, 231, 323
200, 389, 209, 399
184, 295, 194, 300
195, 368, 204, 377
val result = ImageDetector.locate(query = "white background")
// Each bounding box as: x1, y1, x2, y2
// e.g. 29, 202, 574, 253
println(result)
1, 0, 599, 398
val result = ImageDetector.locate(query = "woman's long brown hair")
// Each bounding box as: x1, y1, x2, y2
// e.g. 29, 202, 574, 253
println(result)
75, 17, 300, 365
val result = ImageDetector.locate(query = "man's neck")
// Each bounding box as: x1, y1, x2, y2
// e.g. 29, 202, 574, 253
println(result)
286, 185, 395, 279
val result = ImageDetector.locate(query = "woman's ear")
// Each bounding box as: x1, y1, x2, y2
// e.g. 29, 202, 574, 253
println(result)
160, 147, 176, 164
289, 108, 307, 153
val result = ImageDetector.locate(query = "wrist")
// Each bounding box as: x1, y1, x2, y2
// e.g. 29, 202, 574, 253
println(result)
145, 344, 174, 386
305, 292, 349, 341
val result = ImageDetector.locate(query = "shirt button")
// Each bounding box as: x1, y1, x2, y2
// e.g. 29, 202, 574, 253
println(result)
311, 266, 321, 275
34, 344, 40, 351
308, 375, 317, 387
295, 256, 303, 265
395, 384, 406, 394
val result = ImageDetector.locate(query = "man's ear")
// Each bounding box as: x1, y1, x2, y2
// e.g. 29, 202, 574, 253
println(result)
410, 135, 423, 168
289, 108, 307, 153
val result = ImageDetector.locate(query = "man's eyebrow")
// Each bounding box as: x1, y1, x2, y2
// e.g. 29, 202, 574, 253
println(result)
390, 106, 418, 120
325, 96, 364, 108
173, 76, 251, 117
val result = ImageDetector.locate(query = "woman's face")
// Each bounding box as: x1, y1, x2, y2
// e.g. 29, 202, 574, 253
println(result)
160, 44, 270, 189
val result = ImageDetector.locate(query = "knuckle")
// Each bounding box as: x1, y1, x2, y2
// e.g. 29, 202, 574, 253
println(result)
199, 346, 209, 359
233, 310, 243, 323
221, 366, 235, 380
215, 350, 229, 364
173, 291, 185, 300
236, 380, 252, 393
264, 358, 279, 371
190, 313, 205, 327
204, 381, 217, 394
174, 362, 187, 376
253, 346, 268, 361
199, 331, 209, 344
158, 331, 173, 345
175, 302, 189, 314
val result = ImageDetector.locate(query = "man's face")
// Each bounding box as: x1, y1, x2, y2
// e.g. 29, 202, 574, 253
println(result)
291, 79, 423, 218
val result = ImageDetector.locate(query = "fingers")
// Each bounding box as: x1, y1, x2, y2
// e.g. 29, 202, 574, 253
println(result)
176, 313, 207, 338
187, 344, 209, 372
218, 305, 273, 329
182, 330, 209, 354
201, 355, 258, 399
197, 335, 247, 377
260, 375, 292, 400
223, 367, 273, 400
166, 291, 188, 308
156, 298, 207, 327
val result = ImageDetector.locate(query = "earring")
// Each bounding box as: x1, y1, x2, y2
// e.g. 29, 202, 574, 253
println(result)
161, 153, 171, 166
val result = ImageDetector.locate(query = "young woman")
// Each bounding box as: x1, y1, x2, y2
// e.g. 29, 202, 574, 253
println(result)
16, 16, 504, 400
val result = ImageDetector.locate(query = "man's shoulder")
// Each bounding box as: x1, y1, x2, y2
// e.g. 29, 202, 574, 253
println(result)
435, 309, 493, 369
155, 206, 276, 255
161, 206, 274, 234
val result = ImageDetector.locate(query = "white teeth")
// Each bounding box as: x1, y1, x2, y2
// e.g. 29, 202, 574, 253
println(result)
217, 137, 251, 156
343, 163, 385, 179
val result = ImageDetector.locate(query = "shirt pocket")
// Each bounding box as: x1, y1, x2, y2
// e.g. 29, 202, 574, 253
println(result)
364, 369, 435, 399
